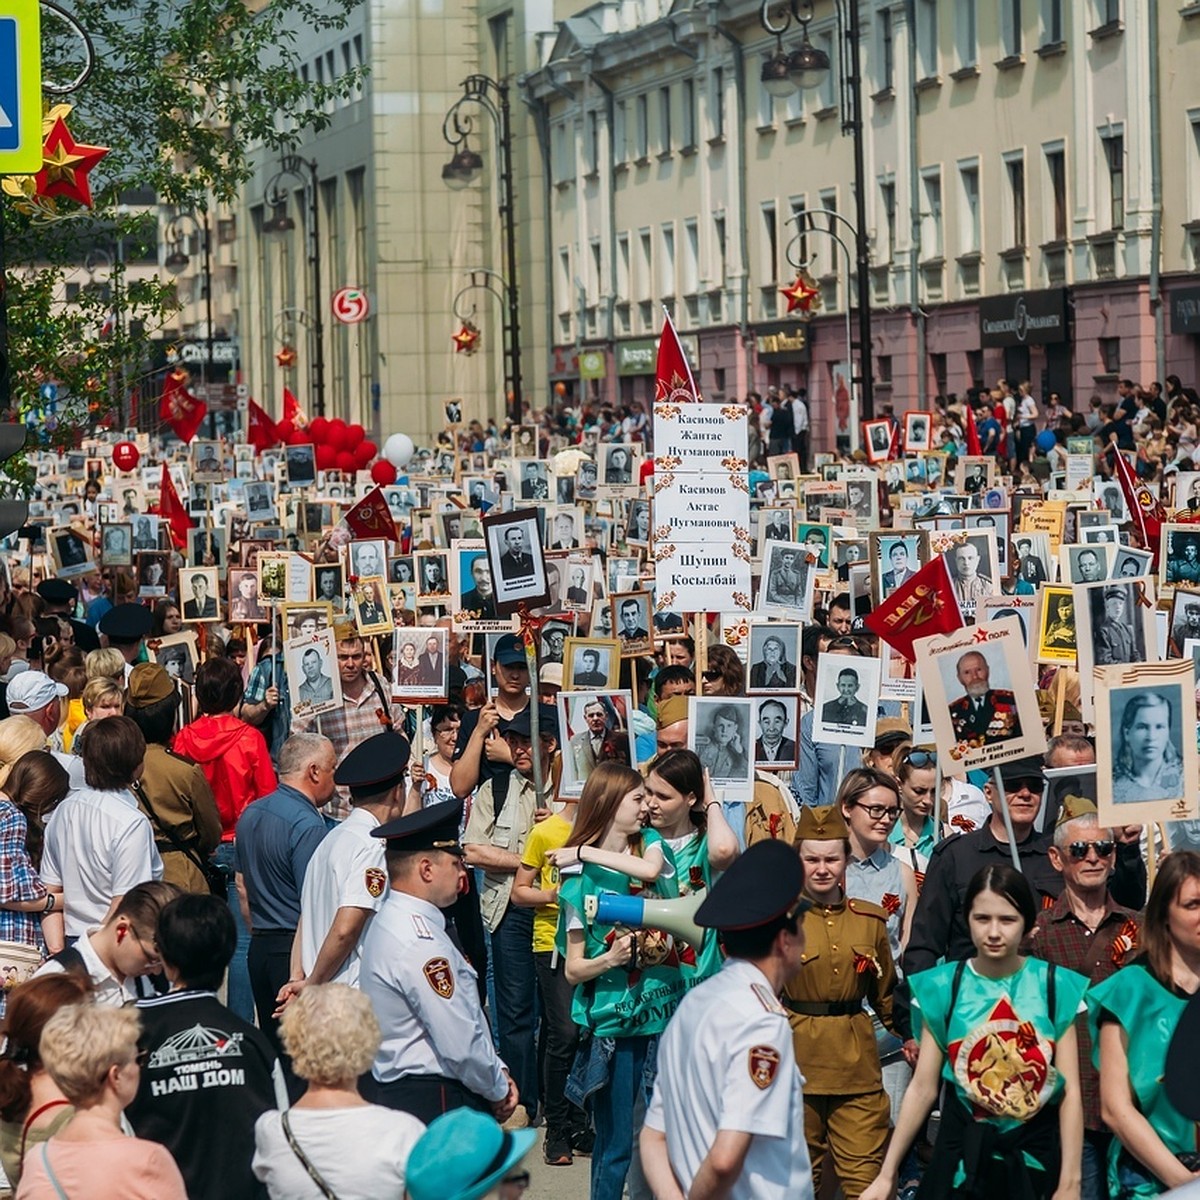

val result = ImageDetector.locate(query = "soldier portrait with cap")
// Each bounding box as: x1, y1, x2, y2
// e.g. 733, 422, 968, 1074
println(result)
642, 839, 816, 1200
359, 797, 519, 1125
783, 804, 896, 1200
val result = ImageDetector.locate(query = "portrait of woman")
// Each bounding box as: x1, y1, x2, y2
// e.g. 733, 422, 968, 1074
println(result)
394, 637, 421, 688
1112, 691, 1184, 804
696, 703, 750, 783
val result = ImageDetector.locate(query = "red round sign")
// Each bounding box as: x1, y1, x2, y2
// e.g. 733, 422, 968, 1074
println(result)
331, 286, 370, 324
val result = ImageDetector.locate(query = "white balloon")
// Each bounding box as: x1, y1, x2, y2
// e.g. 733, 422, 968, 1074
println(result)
383, 433, 415, 468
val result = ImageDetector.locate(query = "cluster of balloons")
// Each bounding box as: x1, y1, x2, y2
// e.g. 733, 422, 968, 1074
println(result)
369, 433, 415, 486
275, 417, 377, 475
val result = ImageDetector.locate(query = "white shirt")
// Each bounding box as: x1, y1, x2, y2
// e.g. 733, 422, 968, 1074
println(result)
298, 807, 386, 986
41, 786, 162, 938
34, 928, 139, 1006
644, 958, 814, 1200
359, 890, 508, 1101
253, 1106, 424, 1200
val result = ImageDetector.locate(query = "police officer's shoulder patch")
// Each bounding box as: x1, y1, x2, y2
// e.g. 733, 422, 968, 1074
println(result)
748, 1045, 780, 1089
847, 897, 888, 922
751, 983, 787, 1016
365, 867, 386, 898
423, 957, 455, 999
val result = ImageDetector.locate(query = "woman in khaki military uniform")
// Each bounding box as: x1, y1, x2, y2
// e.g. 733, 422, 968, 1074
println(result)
785, 803, 896, 1200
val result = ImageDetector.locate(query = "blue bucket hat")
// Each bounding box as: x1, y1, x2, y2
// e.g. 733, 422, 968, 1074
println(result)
405, 1110, 536, 1200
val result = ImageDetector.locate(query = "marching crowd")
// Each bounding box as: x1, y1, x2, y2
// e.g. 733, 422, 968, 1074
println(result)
0, 368, 1194, 1200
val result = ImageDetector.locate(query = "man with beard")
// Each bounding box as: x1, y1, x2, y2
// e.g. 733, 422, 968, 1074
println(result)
947, 650, 1022, 744
460, 556, 497, 618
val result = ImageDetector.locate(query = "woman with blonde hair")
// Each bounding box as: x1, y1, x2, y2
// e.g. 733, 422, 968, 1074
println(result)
83, 648, 125, 684
0, 720, 46, 789
253, 984, 426, 1199
15, 1003, 187, 1199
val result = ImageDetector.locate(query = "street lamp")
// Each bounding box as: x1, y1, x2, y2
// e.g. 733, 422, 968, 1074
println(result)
264, 156, 325, 418
759, 0, 875, 421
441, 75, 522, 427
163, 210, 214, 385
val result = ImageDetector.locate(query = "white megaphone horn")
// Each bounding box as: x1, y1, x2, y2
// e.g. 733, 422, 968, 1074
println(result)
584, 890, 706, 948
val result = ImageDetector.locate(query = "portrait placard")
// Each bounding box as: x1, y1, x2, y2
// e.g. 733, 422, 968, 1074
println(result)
563, 638, 621, 691
449, 540, 518, 633
136, 551, 171, 598
282, 602, 333, 642
813, 655, 881, 748
687, 697, 755, 794
99, 523, 132, 568
558, 691, 636, 797
153, 631, 199, 686
48, 527, 92, 578
179, 567, 221, 623
757, 540, 816, 620
862, 419, 893, 464
745, 622, 802, 694
610, 590, 655, 658
902, 411, 932, 453
286, 628, 343, 719
1160, 523, 1200, 596
351, 575, 393, 636
312, 563, 346, 613
391, 628, 450, 703
1073, 577, 1158, 720
1168, 589, 1200, 657
483, 508, 552, 616
1036, 587, 1078, 665
752, 696, 800, 770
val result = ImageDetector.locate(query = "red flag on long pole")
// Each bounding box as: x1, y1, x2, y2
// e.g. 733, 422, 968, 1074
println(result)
963, 403, 982, 457
343, 487, 401, 545
157, 464, 195, 547
654, 308, 701, 404
1108, 443, 1166, 557
863, 554, 965, 664
247, 399, 278, 454
159, 369, 207, 443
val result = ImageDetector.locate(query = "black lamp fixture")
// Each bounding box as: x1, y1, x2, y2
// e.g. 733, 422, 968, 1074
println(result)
441, 145, 484, 189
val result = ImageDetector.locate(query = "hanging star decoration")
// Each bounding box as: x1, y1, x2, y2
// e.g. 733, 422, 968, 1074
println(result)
276, 345, 298, 369
1, 105, 109, 218
452, 321, 481, 355
780, 269, 821, 316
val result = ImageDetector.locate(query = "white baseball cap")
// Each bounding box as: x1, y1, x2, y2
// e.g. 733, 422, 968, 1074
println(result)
7, 671, 69, 714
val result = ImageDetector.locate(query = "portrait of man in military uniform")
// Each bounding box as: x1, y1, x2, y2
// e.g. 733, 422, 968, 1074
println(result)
946, 649, 1023, 745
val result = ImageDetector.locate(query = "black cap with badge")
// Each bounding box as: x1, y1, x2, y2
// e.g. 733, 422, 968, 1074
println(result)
372, 798, 464, 855
98, 602, 154, 644
695, 840, 809, 932
37, 579, 77, 605
333, 730, 412, 799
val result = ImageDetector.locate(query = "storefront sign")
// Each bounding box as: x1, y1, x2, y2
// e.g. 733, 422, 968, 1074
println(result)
579, 350, 607, 380
1171, 286, 1200, 335
755, 322, 811, 364
979, 288, 1068, 347
616, 334, 700, 376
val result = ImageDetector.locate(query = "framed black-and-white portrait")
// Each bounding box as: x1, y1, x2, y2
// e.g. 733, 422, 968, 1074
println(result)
244, 481, 277, 522
348, 539, 387, 582
445, 399, 463, 426
285, 444, 317, 488
1161, 524, 1200, 593
100, 523, 132, 568
563, 637, 621, 691
590, 597, 614, 640
757, 508, 794, 555
954, 456, 996, 497
746, 622, 802, 694
414, 551, 451, 600
179, 567, 221, 623
313, 563, 346, 614
49, 527, 91, 577
282, 602, 332, 642
1093, 478, 1128, 523
561, 555, 595, 613
610, 590, 654, 658
813, 655, 881, 748
191, 440, 225, 484
944, 533, 1002, 613
903, 410, 932, 453
1169, 589, 1200, 657
189, 527, 225, 571
625, 500, 651, 547
965, 509, 1011, 573
1081, 524, 1120, 547
391, 627, 450, 703
869, 531, 929, 606
1012, 532, 1053, 588
228, 569, 268, 623
130, 514, 159, 553
483, 507, 552, 616
388, 556, 415, 585
539, 619, 574, 665
559, 691, 636, 796
257, 552, 290, 604
351, 576, 393, 636
1074, 576, 1158, 721
688, 696, 755, 791
862, 418, 893, 464
136, 551, 171, 598
757, 540, 815, 620
575, 458, 599, 502
753, 695, 800, 770
601, 445, 640, 489
796, 523, 832, 572
1061, 542, 1115, 586
511, 424, 539, 458
286, 628, 343, 719
153, 631, 198, 686
1112, 546, 1153, 581
515, 458, 551, 502
545, 507, 583, 552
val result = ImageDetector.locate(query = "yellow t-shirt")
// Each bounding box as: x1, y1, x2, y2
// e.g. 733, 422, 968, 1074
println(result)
520, 813, 573, 953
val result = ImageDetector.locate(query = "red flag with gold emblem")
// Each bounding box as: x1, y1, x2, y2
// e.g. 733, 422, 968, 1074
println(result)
1108, 443, 1166, 558
247, 399, 278, 454
863, 554, 964, 663
159, 368, 207, 443
654, 308, 701, 404
283, 388, 307, 429
157, 463, 195, 546
343, 486, 400, 544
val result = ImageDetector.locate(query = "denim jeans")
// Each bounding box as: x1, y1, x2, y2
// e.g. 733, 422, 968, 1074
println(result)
1081, 1130, 1111, 1200
212, 841, 254, 1023
591, 1036, 654, 1200
533, 951, 584, 1135
490, 905, 538, 1114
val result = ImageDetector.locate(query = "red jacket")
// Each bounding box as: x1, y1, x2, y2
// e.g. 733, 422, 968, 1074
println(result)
172, 714, 277, 839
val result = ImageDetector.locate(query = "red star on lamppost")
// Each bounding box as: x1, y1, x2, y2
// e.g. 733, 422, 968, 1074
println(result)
780, 270, 821, 315
34, 115, 109, 208
276, 344, 298, 368
452, 321, 480, 355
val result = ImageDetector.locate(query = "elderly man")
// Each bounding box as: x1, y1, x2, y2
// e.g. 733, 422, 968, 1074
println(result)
570, 698, 610, 778
1025, 799, 1142, 1200
946, 650, 1022, 744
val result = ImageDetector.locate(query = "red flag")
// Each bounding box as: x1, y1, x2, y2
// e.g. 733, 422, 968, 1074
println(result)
863, 554, 964, 664
963, 403, 982, 457
247, 399, 278, 454
283, 388, 307, 429
157, 464, 195, 546
1108, 444, 1166, 556
159, 368, 207, 443
343, 487, 400, 545
654, 309, 701, 404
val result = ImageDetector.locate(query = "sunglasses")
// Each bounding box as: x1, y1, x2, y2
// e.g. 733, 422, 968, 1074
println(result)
1067, 839, 1115, 860
701, 669, 722, 682
900, 749, 936, 768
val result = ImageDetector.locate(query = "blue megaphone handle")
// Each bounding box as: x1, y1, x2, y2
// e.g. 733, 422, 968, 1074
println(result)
594, 893, 643, 927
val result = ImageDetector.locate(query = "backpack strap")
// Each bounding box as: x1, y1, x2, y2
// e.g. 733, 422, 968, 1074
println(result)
281, 1111, 339, 1200
38, 1142, 71, 1200
49, 945, 86, 976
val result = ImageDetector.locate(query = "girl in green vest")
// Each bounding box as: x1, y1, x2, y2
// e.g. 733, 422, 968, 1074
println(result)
643, 749, 738, 987
861, 864, 1087, 1200
549, 761, 682, 1200
1088, 850, 1200, 1196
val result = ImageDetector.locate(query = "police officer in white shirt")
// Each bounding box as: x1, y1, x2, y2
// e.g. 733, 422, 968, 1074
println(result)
641, 839, 816, 1200
359, 798, 519, 1125
276, 731, 411, 1011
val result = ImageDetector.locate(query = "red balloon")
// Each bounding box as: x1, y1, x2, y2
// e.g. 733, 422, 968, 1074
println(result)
351, 441, 374, 468
112, 441, 140, 472
315, 443, 338, 471
274, 419, 294, 441
285, 429, 308, 446
327, 419, 348, 450
335, 450, 357, 473
370, 460, 397, 485
308, 416, 330, 444
346, 423, 365, 449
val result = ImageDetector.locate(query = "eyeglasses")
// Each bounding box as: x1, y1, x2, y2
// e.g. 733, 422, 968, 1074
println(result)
1067, 840, 1115, 860
853, 803, 901, 822
134, 1047, 149, 1067
900, 749, 936, 769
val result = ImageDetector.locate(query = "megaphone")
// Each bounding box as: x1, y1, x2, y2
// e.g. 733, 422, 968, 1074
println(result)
584, 890, 706, 949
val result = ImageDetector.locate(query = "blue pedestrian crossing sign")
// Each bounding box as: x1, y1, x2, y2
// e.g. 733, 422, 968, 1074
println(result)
0, 0, 43, 175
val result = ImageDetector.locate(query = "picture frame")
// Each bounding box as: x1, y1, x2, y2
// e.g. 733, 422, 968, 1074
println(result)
228, 569, 268, 623
1111, 545, 1153, 581
1073, 576, 1159, 721
869, 531, 929, 607
347, 539, 388, 582
1060, 542, 1115, 586
414, 550, 451, 599
285, 628, 343, 719
862, 418, 893, 464
350, 575, 393, 636
902, 411, 932, 453
483, 507, 552, 616
752, 695, 801, 770
152, 631, 199, 685
688, 696, 755, 791
954, 456, 997, 497
312, 563, 346, 614
745, 622, 802, 694
1035, 587, 1077, 665
545, 507, 584, 552
449, 540, 515, 633
257, 552, 291, 604
1012, 532, 1053, 588
191, 440, 226, 484
130, 514, 160, 554
560, 555, 596, 614
757, 508, 795, 556
609, 590, 655, 658
48, 526, 92, 578
243, 481, 277, 523
136, 551, 171, 598
600, 444, 640, 491
813, 654, 881, 748
1160, 523, 1200, 595
767, 452, 801, 482
757, 540, 816, 620
284, 443, 317, 488
1168, 589, 1200, 657
189, 526, 226, 572
179, 567, 221, 624
558, 691, 637, 796
515, 458, 551, 501
391, 627, 451, 703
99, 523, 133, 568
563, 637, 621, 691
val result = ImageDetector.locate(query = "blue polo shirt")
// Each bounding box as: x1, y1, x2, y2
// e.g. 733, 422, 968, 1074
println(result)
234, 783, 327, 933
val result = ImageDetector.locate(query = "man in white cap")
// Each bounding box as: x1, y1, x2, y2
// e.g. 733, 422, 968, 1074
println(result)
7, 670, 69, 740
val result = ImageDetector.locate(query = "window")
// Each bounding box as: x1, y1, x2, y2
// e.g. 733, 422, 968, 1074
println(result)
815, 33, 836, 110
1189, 111, 1200, 222
586, 111, 600, 175
915, 0, 938, 80
955, 0, 977, 66
790, 196, 809, 266
711, 67, 725, 139
714, 215, 727, 284
552, 122, 569, 185
879, 9, 895, 90
1002, 0, 1022, 56
659, 223, 676, 297
1006, 154, 1027, 247
682, 79, 697, 148
879, 179, 897, 262
636, 95, 649, 160
1097, 0, 1119, 23
959, 160, 981, 252
1099, 337, 1120, 374
1103, 132, 1124, 230
489, 12, 512, 80
761, 203, 779, 282
758, 75, 778, 128
638, 229, 652, 299
1042, 0, 1063, 44
614, 101, 628, 165
590, 239, 602, 299
557, 247, 571, 318
1045, 145, 1067, 240
921, 169, 944, 259
617, 233, 630, 298
683, 219, 699, 294
658, 86, 672, 155
819, 188, 839, 275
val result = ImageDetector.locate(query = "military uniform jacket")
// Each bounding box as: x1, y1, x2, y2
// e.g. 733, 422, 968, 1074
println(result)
360, 889, 509, 1103
783, 894, 896, 1095
135, 744, 223, 893
947, 689, 1022, 743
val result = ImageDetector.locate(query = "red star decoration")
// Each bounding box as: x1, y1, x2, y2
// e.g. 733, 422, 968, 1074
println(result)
780, 271, 821, 315
276, 344, 298, 368
34, 117, 109, 208
452, 322, 480, 355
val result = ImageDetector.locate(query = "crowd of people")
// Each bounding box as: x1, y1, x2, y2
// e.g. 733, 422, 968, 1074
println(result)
0, 368, 1195, 1199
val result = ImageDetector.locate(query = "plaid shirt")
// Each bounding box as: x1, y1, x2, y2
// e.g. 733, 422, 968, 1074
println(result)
0, 799, 47, 952
242, 655, 290, 762
292, 672, 404, 821
1025, 891, 1142, 1132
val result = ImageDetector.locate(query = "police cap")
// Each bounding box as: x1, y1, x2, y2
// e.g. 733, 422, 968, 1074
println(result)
371, 797, 464, 855
98, 603, 153, 644
36, 579, 77, 605
695, 840, 809, 931
334, 730, 412, 798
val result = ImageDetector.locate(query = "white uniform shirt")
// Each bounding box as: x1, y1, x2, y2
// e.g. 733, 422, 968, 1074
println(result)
644, 958, 814, 1200
34, 928, 139, 1006
41, 786, 163, 938
299, 806, 387, 986
359, 889, 508, 1102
